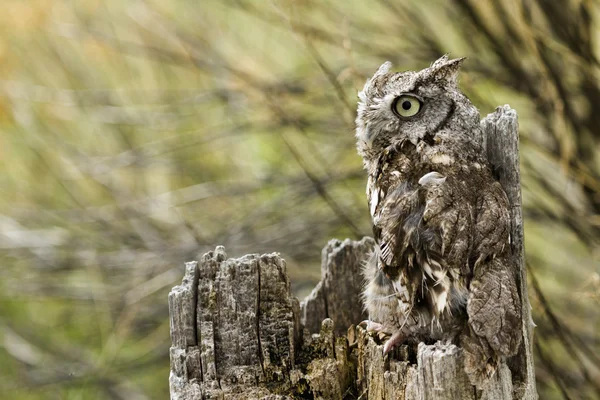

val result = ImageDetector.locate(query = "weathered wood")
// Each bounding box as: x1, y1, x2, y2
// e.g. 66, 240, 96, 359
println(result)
169, 106, 537, 399
169, 261, 203, 399
301, 237, 374, 335
169, 246, 352, 399
482, 105, 537, 400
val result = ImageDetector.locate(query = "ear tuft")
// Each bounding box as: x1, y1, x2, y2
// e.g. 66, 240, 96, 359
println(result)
359, 61, 393, 101
375, 61, 393, 76
429, 55, 466, 84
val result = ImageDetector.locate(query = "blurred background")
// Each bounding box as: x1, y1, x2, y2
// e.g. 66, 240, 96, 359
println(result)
0, 0, 598, 399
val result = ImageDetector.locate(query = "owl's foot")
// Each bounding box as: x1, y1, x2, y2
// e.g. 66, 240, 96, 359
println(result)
383, 331, 405, 355
359, 320, 385, 332
359, 321, 405, 354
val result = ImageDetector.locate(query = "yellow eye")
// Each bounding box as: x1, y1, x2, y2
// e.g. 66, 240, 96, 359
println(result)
393, 95, 421, 118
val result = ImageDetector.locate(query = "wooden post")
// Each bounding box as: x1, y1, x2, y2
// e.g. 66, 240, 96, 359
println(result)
168, 106, 537, 399
481, 105, 537, 399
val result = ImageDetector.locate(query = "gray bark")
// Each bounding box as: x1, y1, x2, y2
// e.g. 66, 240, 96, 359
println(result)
168, 106, 537, 399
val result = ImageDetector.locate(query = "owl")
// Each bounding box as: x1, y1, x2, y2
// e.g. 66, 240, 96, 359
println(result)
356, 56, 522, 384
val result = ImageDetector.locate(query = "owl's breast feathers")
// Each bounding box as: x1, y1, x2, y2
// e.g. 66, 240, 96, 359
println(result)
367, 144, 511, 320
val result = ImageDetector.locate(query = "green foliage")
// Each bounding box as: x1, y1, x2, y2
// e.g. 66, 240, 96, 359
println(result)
0, 0, 598, 398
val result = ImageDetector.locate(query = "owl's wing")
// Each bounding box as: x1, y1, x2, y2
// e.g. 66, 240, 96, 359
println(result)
464, 183, 522, 381
467, 256, 522, 357
473, 181, 511, 266
375, 174, 468, 295
419, 174, 473, 274
375, 182, 420, 268
420, 176, 512, 272
375, 173, 471, 269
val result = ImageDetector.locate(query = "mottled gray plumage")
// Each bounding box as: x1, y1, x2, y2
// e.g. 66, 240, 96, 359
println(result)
356, 56, 522, 384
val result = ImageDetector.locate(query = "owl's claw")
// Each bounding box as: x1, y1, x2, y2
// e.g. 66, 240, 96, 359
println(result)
383, 331, 405, 355
359, 320, 384, 332
359, 321, 404, 354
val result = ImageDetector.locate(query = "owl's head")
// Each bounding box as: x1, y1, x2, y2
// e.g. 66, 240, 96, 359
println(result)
355, 56, 480, 160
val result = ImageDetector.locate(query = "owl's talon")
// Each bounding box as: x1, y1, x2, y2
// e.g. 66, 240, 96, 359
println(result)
383, 331, 404, 355
359, 320, 384, 333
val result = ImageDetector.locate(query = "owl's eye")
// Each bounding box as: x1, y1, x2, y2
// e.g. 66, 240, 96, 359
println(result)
393, 95, 422, 118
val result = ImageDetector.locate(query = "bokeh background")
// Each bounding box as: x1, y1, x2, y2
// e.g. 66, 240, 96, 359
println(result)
0, 1, 598, 399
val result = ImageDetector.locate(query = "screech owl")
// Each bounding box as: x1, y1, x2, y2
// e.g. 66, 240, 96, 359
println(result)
356, 56, 522, 384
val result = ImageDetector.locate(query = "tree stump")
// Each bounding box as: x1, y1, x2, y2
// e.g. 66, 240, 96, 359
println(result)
168, 106, 537, 399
